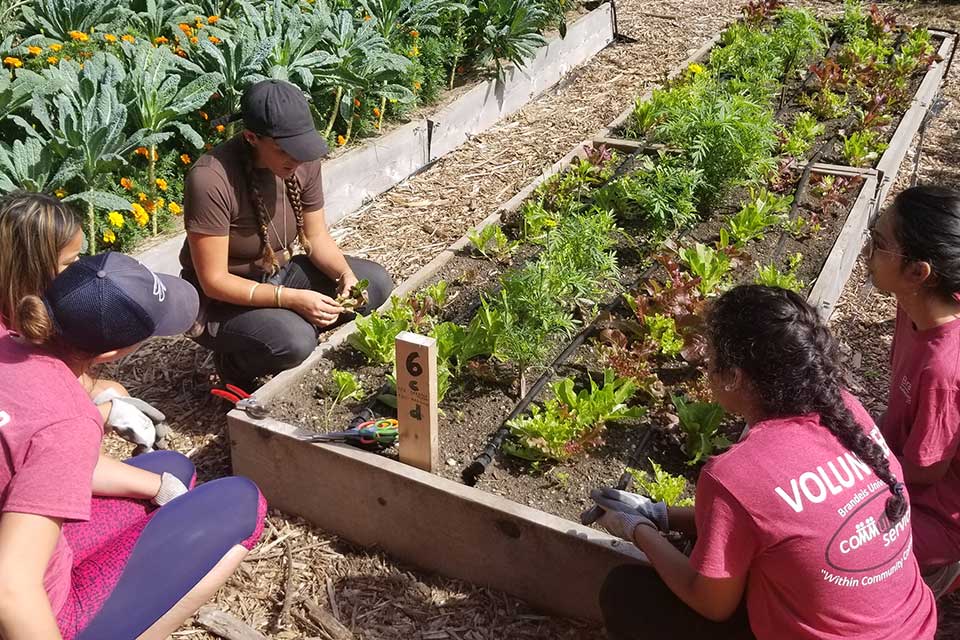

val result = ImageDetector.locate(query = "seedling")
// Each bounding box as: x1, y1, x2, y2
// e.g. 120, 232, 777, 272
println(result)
506, 369, 645, 462
784, 215, 822, 240
468, 224, 517, 262
727, 187, 793, 246
679, 243, 732, 297
347, 302, 412, 365
800, 88, 851, 121
628, 459, 694, 507
755, 253, 805, 292
841, 129, 887, 167
324, 369, 365, 425
644, 313, 684, 358
416, 280, 449, 312
671, 394, 729, 465
520, 200, 558, 244
779, 111, 825, 158
336, 279, 369, 310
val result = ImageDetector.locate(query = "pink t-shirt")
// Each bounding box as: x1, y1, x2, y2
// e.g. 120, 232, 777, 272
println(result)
0, 327, 103, 614
691, 394, 936, 640
882, 306, 960, 564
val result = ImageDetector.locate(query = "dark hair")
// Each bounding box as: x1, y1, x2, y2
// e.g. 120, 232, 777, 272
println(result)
891, 185, 960, 299
707, 285, 907, 524
243, 139, 312, 275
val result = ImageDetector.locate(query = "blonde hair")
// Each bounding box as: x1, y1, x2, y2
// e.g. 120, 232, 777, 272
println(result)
0, 191, 80, 331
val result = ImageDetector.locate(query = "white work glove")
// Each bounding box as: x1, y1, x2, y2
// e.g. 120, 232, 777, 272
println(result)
151, 472, 188, 506
597, 509, 659, 542
589, 487, 670, 532
94, 389, 169, 452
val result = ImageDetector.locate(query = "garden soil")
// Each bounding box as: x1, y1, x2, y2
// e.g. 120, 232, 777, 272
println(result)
109, 0, 960, 637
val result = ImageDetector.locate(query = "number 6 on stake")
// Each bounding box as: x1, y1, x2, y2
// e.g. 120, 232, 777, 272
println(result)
396, 331, 439, 472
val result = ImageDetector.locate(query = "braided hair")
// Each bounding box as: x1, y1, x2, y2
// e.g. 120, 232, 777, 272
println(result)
243, 139, 313, 276
707, 285, 908, 524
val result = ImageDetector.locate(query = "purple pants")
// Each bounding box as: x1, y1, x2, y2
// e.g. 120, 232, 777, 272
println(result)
57, 451, 266, 639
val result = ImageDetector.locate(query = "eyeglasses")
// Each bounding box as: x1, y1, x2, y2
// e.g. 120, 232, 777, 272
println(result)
862, 227, 909, 261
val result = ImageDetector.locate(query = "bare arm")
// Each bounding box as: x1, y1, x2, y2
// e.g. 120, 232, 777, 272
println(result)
632, 525, 746, 621
0, 512, 64, 640
302, 208, 353, 283
667, 506, 697, 536
91, 454, 162, 500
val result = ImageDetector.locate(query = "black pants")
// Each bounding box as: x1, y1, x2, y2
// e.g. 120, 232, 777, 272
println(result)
186, 255, 393, 388
600, 565, 754, 640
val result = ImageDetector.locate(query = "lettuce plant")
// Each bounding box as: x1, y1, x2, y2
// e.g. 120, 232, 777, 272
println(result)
780, 111, 825, 158
841, 129, 887, 167
671, 394, 729, 465
644, 313, 684, 358
468, 224, 517, 262
630, 459, 694, 507
755, 253, 804, 292
726, 187, 792, 246
679, 243, 732, 297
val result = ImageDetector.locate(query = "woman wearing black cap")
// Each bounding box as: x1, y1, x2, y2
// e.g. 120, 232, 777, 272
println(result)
180, 79, 393, 389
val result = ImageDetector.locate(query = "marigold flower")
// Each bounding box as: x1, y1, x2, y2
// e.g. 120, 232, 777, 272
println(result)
208, 36, 221, 45
135, 147, 149, 158
54, 188, 67, 198
103, 229, 116, 243
122, 35, 135, 44
175, 49, 187, 58
207, 15, 219, 24
138, 192, 148, 202
3, 57, 22, 68
409, 45, 419, 57
49, 43, 62, 52
215, 124, 225, 133
413, 81, 421, 90
26, 46, 42, 56
353, 98, 361, 108
155, 178, 168, 191
688, 63, 705, 75
410, 29, 419, 38
104, 33, 117, 43
199, 110, 208, 120
156, 197, 165, 209
373, 107, 381, 117
190, 36, 199, 44
108, 211, 124, 228
180, 153, 191, 165
179, 24, 193, 36
131, 203, 149, 227
363, 14, 371, 20
337, 135, 346, 146
69, 31, 89, 42
168, 202, 182, 215
154, 36, 169, 45
47, 56, 58, 65
120, 177, 133, 190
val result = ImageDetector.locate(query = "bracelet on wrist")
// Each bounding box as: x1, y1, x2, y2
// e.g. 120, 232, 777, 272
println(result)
275, 285, 284, 308
248, 282, 261, 303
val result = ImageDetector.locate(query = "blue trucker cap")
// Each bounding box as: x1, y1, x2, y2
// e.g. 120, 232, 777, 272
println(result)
44, 252, 199, 354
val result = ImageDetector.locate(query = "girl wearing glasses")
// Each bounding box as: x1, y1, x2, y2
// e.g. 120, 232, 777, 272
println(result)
865, 185, 960, 595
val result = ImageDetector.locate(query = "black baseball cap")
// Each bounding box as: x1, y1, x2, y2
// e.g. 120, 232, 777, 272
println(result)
44, 253, 199, 354
241, 80, 329, 162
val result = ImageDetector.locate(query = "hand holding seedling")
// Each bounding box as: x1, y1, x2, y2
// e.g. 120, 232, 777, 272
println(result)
288, 289, 343, 327
336, 278, 370, 310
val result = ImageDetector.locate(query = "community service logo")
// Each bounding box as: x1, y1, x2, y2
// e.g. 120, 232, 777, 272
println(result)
825, 489, 911, 573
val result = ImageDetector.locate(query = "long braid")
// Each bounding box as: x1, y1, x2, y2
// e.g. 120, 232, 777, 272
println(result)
708, 285, 908, 524
244, 144, 279, 276
283, 174, 312, 256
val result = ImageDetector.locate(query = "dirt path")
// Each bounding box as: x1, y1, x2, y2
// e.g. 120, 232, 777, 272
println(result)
101, 1, 960, 637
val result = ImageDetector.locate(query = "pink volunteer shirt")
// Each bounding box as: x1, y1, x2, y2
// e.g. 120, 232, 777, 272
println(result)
0, 324, 103, 614
691, 394, 936, 640
881, 306, 960, 567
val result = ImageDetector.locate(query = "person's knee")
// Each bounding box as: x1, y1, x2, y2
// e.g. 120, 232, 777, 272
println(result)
270, 321, 318, 369
347, 258, 393, 310
125, 450, 197, 488
195, 477, 266, 549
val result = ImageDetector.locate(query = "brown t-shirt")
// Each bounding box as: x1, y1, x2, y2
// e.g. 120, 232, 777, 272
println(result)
179, 135, 325, 279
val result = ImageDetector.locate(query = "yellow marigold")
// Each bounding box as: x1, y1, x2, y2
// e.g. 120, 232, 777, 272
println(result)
373, 107, 381, 117
199, 110, 209, 120
410, 29, 419, 38
119, 177, 133, 190
155, 178, 168, 191
103, 33, 117, 43
156, 197, 165, 209
154, 36, 169, 45
3, 57, 22, 68
207, 15, 219, 24
26, 46, 42, 56
180, 153, 191, 165
108, 211, 125, 228
46, 56, 58, 65
208, 36, 221, 44
49, 43, 62, 52
178, 24, 193, 36
122, 35, 135, 43
54, 188, 67, 198
103, 229, 116, 243
337, 135, 346, 146
138, 192, 148, 203
168, 202, 182, 215
409, 45, 419, 57
215, 124, 225, 133
688, 62, 705, 75
131, 203, 149, 227
135, 147, 149, 158
69, 31, 89, 42
413, 81, 421, 90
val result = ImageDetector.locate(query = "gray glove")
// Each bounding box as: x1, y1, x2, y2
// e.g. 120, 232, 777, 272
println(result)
597, 509, 658, 542
93, 389, 168, 451
589, 487, 669, 532
151, 472, 188, 506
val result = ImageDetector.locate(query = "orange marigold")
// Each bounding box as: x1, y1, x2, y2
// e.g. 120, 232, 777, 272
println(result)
26, 46, 42, 56
215, 124, 225, 133
353, 98, 361, 108
154, 36, 169, 45
134, 147, 149, 158
120, 177, 133, 190
178, 24, 193, 36
208, 36, 221, 44
337, 135, 346, 146
190, 36, 199, 44
180, 153, 191, 165
103, 33, 117, 43
373, 107, 381, 117
49, 43, 62, 52
207, 15, 219, 24
122, 35, 135, 43
199, 110, 209, 120
3, 57, 22, 68
68, 31, 89, 42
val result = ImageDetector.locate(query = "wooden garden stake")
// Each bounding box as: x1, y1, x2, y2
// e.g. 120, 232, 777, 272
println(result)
396, 331, 439, 472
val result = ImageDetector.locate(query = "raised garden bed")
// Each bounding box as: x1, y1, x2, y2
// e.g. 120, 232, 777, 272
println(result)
229, 4, 956, 623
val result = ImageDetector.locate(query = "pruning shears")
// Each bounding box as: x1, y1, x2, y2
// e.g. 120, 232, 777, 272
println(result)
210, 384, 270, 419
305, 417, 399, 451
